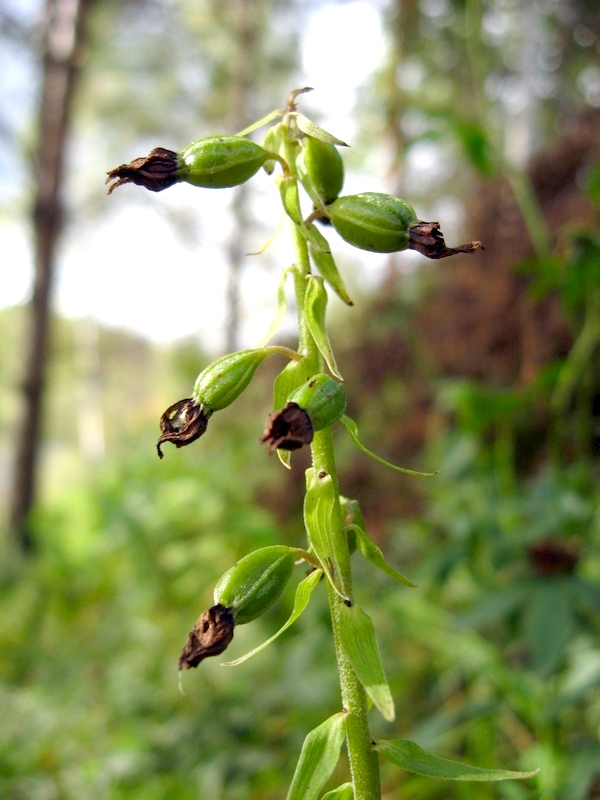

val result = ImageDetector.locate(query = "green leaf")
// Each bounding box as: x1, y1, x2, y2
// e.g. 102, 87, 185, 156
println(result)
286, 712, 347, 800
304, 276, 342, 378
349, 524, 416, 588
584, 161, 600, 206
306, 224, 353, 306
222, 568, 322, 666
375, 740, 539, 781
321, 782, 353, 799
294, 113, 349, 146
235, 109, 285, 137
522, 578, 575, 675
338, 605, 395, 721
340, 415, 436, 477
258, 266, 291, 347
279, 175, 304, 225
304, 468, 349, 601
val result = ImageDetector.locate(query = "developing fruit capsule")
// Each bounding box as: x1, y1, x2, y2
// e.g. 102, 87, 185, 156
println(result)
327, 192, 418, 253
193, 349, 272, 412
300, 137, 344, 206
106, 136, 275, 193
214, 546, 296, 625
179, 135, 272, 188
288, 374, 347, 431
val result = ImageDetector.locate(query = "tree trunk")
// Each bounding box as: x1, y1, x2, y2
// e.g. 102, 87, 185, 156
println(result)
9, 0, 94, 551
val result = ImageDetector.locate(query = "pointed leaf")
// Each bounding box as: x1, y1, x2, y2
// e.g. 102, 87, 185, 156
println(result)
248, 213, 285, 255
304, 469, 350, 601
307, 224, 353, 305
279, 175, 304, 225
258, 266, 291, 347
287, 713, 347, 800
340, 416, 436, 477
375, 740, 539, 781
235, 109, 285, 137
321, 783, 354, 799
349, 524, 415, 588
339, 604, 395, 721
260, 121, 286, 175
222, 569, 322, 666
305, 276, 342, 378
294, 113, 349, 146
523, 578, 575, 675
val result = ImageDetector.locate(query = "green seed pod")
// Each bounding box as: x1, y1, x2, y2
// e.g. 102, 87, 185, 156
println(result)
300, 137, 344, 206
327, 192, 418, 253
179, 135, 271, 188
193, 349, 271, 412
214, 546, 296, 624
288, 374, 347, 432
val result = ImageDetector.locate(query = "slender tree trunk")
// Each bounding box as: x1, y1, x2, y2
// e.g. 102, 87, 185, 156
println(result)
10, 0, 94, 551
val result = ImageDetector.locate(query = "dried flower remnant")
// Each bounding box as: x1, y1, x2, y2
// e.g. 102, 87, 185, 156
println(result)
528, 538, 580, 576
259, 402, 314, 453
408, 221, 484, 260
106, 147, 180, 194
157, 398, 211, 459
178, 604, 235, 669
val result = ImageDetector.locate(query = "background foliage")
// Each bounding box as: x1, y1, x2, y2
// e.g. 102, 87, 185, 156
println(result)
1, 0, 599, 798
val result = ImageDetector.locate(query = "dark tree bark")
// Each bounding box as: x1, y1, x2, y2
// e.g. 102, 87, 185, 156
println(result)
10, 0, 94, 551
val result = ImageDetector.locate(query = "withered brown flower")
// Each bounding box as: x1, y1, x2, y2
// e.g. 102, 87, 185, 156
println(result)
408, 221, 484, 259
528, 538, 580, 576
179, 604, 235, 670
106, 147, 180, 194
157, 398, 211, 459
259, 402, 314, 454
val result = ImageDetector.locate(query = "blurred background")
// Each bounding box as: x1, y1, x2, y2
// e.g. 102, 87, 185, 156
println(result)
1, 0, 599, 798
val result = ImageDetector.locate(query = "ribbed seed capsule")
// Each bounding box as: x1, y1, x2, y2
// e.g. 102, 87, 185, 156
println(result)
288, 374, 347, 431
193, 349, 272, 412
106, 136, 275, 194
327, 192, 417, 253
179, 135, 272, 188
214, 546, 296, 624
300, 137, 344, 206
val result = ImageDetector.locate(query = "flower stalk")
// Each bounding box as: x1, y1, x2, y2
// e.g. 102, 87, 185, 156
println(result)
105, 88, 537, 798
279, 104, 381, 795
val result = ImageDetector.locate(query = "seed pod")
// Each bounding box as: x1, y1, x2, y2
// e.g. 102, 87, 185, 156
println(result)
214, 546, 296, 625
300, 137, 344, 206
179, 135, 272, 188
327, 192, 417, 253
288, 374, 347, 432
106, 136, 274, 194
193, 349, 271, 412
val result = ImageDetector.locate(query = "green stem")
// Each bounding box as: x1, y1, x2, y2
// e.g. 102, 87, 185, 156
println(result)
312, 429, 381, 800
551, 291, 600, 414
282, 114, 381, 799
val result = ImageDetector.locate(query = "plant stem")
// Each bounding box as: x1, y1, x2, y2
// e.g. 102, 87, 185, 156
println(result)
312, 429, 382, 800
283, 115, 381, 798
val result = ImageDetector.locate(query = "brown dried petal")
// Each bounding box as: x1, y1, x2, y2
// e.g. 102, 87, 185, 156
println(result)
409, 221, 484, 260
157, 398, 210, 458
528, 538, 580, 576
178, 604, 235, 670
259, 402, 314, 454
106, 147, 180, 194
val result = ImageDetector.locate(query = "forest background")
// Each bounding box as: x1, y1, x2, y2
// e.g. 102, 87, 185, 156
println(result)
1, 0, 599, 798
